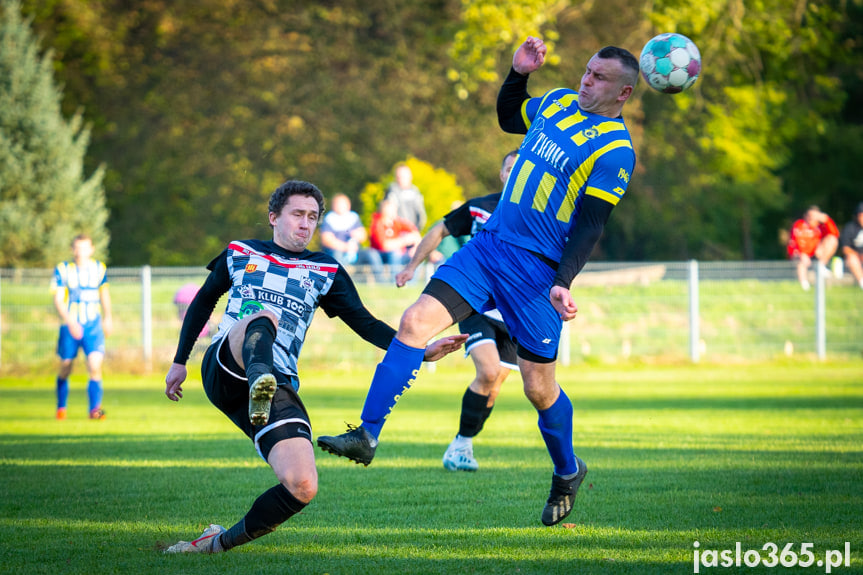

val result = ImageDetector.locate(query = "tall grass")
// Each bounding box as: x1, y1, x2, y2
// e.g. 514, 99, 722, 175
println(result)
1, 361, 861, 574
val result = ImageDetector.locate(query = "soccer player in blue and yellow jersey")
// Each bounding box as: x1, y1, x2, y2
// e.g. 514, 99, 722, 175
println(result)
318, 36, 639, 527
51, 234, 113, 420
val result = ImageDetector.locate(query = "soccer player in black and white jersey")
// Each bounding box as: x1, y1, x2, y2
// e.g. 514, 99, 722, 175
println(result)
163, 180, 466, 554
395, 151, 519, 472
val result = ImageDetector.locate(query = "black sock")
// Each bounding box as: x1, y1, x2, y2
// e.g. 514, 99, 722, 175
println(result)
242, 315, 276, 383
458, 388, 494, 437
219, 483, 307, 550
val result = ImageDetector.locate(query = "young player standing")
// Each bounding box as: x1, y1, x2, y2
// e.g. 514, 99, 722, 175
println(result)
52, 234, 113, 420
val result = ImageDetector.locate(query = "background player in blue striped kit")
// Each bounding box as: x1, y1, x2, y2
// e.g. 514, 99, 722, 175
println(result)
318, 37, 639, 527
51, 233, 113, 420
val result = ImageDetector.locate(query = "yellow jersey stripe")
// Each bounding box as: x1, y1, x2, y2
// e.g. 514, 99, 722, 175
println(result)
510, 159, 534, 204
585, 186, 623, 205
556, 140, 633, 222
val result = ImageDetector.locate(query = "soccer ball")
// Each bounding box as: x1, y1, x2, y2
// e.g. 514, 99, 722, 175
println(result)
639, 33, 701, 94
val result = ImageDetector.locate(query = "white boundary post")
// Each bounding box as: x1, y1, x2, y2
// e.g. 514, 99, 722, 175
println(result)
815, 262, 826, 360
688, 259, 700, 363
142, 265, 152, 368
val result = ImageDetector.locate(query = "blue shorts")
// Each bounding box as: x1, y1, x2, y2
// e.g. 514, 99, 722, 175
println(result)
432, 230, 562, 360
57, 321, 105, 360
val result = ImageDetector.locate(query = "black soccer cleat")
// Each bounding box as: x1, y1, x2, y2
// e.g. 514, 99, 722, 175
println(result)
317, 424, 377, 466
541, 456, 588, 526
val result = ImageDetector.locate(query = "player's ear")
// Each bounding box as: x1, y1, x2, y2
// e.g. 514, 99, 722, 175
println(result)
619, 84, 634, 102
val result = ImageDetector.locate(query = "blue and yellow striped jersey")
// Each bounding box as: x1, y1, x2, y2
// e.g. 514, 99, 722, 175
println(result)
485, 87, 635, 262
51, 259, 109, 325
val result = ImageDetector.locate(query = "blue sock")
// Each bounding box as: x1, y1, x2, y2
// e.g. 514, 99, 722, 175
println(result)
360, 338, 425, 439
537, 387, 578, 476
56, 377, 69, 409
87, 380, 103, 411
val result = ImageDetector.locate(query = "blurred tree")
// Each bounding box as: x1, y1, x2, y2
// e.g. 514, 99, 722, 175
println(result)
359, 156, 464, 233
0, 0, 107, 267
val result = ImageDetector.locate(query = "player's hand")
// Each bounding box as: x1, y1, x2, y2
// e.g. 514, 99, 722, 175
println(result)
395, 266, 415, 288
423, 334, 469, 362
165, 363, 188, 401
550, 285, 578, 322
67, 320, 83, 340
102, 316, 113, 337
513, 36, 547, 75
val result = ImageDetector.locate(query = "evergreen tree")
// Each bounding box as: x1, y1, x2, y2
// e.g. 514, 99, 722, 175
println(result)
0, 0, 107, 267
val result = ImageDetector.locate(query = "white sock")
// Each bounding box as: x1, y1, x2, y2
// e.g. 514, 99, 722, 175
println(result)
452, 434, 473, 448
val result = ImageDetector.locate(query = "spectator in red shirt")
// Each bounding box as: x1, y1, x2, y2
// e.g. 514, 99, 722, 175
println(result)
787, 205, 839, 290
369, 199, 422, 276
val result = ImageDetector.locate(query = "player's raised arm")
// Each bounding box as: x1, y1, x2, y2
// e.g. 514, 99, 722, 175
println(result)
396, 221, 449, 287
512, 36, 547, 75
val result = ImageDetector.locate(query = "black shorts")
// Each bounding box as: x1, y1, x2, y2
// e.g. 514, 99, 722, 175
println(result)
201, 337, 312, 462
458, 313, 519, 370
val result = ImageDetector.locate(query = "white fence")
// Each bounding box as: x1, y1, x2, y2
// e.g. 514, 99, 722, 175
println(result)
1, 260, 861, 372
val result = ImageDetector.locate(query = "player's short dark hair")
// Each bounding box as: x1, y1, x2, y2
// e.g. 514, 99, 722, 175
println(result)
71, 233, 92, 246
268, 180, 326, 221
502, 149, 519, 169
597, 46, 640, 85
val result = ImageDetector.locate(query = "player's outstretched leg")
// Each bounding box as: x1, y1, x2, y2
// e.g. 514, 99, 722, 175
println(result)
317, 338, 424, 465
541, 456, 588, 526
165, 524, 227, 554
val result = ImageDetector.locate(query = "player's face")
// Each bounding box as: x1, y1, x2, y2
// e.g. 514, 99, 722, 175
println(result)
500, 154, 517, 184
72, 239, 94, 263
270, 194, 320, 252
578, 55, 632, 116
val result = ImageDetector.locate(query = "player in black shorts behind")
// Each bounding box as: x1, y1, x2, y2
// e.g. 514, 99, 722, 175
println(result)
395, 151, 519, 471
163, 180, 465, 554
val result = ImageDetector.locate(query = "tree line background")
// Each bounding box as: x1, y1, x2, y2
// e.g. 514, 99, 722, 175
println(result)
2, 0, 861, 267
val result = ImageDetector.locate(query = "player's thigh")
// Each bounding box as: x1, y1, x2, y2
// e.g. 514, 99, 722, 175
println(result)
398, 293, 458, 346
469, 343, 503, 387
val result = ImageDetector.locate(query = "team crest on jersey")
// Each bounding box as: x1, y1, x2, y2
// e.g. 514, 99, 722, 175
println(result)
245, 263, 258, 273
239, 300, 264, 319
582, 127, 599, 140
238, 284, 255, 299
301, 277, 314, 291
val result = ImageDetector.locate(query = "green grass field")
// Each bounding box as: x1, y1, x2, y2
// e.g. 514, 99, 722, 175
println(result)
1, 361, 862, 574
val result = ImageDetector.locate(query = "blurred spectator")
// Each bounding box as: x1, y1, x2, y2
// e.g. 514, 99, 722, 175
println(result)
839, 202, 863, 290
384, 163, 427, 231
319, 193, 384, 281
174, 283, 210, 338
787, 205, 839, 290
369, 199, 422, 274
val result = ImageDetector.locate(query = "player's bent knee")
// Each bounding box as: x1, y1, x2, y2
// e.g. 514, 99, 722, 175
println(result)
279, 474, 317, 504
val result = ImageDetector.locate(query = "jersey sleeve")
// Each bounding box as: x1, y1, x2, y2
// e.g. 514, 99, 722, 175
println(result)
442, 201, 474, 237
582, 144, 635, 208
497, 68, 533, 134
50, 264, 65, 293
173, 250, 232, 364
